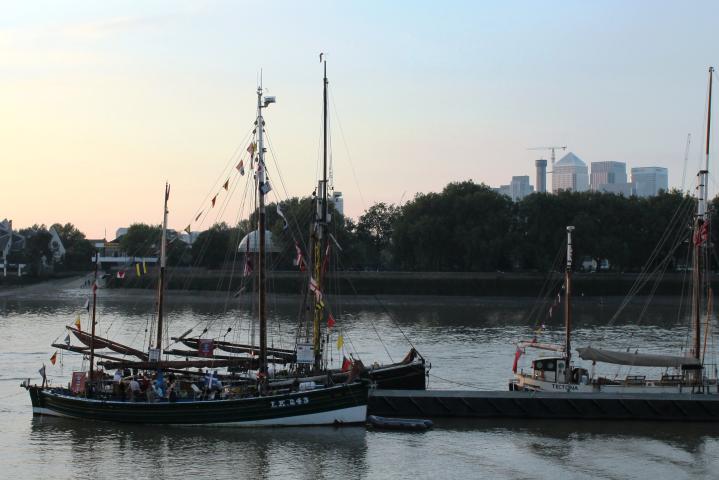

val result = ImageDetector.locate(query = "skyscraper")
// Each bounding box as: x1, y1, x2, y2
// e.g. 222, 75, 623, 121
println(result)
590, 161, 627, 190
510, 176, 534, 201
552, 152, 589, 193
535, 159, 547, 193
631, 167, 669, 197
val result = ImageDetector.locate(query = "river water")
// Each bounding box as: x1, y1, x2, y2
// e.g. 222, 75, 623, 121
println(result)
1, 286, 718, 479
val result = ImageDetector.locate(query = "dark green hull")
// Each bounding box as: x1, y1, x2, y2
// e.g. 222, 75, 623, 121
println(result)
27, 382, 368, 426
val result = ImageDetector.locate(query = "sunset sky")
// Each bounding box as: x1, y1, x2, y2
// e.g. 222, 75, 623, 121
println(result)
1, 1, 718, 238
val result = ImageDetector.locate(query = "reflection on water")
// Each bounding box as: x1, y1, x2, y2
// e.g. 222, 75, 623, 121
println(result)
1, 291, 719, 479
28, 417, 369, 480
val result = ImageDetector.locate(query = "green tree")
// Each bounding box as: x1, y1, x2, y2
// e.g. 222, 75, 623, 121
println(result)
120, 224, 162, 257
50, 222, 94, 271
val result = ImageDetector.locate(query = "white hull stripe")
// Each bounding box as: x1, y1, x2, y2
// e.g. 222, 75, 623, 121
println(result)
32, 405, 368, 426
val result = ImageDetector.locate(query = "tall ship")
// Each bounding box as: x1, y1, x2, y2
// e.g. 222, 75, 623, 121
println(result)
24, 80, 370, 425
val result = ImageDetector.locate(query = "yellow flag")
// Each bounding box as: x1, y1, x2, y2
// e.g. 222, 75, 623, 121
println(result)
142, 261, 147, 274
135, 263, 141, 277
74, 315, 81, 330
336, 334, 344, 351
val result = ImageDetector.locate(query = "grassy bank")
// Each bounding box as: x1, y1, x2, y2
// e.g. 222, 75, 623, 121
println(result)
104, 269, 711, 297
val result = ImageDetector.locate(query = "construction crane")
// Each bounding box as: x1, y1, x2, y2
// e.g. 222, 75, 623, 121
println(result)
527, 146, 567, 168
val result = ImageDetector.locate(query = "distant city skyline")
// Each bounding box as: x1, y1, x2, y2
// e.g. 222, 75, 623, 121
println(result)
1, 1, 718, 237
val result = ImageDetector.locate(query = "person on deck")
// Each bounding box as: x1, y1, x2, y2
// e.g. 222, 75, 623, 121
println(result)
128, 377, 141, 401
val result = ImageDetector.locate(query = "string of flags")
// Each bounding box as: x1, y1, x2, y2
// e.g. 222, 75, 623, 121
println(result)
186, 141, 256, 236
294, 243, 306, 271
276, 204, 288, 230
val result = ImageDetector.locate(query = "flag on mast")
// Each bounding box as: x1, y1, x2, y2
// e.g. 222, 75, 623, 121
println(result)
50, 351, 58, 365
276, 204, 288, 230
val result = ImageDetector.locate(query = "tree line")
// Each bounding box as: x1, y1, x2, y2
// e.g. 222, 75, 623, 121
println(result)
117, 180, 712, 273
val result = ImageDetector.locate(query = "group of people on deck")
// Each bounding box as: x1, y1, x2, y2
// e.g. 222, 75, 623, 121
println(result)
112, 369, 180, 402
111, 368, 222, 402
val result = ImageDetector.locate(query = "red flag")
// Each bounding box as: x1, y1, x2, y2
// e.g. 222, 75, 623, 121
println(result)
293, 243, 305, 270
50, 351, 58, 365
327, 313, 336, 329
243, 258, 253, 277
321, 243, 331, 274
116, 271, 125, 279
512, 347, 523, 374
341, 357, 352, 372
694, 222, 709, 246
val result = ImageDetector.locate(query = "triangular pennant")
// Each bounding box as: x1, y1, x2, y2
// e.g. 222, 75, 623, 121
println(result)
223, 179, 229, 191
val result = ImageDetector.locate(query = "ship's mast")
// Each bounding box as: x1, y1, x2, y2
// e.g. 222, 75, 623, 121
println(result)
156, 183, 170, 351
256, 84, 274, 381
312, 58, 329, 371
693, 66, 713, 365
88, 252, 99, 397
564, 226, 574, 367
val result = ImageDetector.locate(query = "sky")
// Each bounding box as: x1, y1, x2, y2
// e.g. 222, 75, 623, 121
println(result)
1, 0, 718, 238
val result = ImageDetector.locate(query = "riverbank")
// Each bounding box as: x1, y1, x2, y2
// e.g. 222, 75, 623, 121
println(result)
102, 269, 712, 297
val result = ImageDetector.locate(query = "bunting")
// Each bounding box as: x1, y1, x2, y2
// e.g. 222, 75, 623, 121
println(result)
64, 334, 71, 346
236, 160, 245, 176
135, 263, 141, 277
195, 211, 203, 222
83, 299, 90, 311
327, 313, 336, 329
694, 221, 709, 246
247, 142, 256, 159
322, 244, 331, 274
184, 225, 191, 235
211, 195, 217, 208
142, 261, 147, 274
293, 243, 306, 271
74, 315, 81, 330
276, 204, 288, 230
309, 276, 322, 302
259, 181, 272, 195
50, 351, 58, 365
336, 334, 344, 351
116, 271, 125, 279
243, 258, 254, 277
223, 179, 229, 191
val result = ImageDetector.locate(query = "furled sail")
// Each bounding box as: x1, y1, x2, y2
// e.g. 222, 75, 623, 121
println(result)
576, 347, 701, 368
69, 326, 149, 360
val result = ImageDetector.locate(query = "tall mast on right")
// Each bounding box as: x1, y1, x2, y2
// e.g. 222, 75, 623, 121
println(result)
692, 66, 713, 372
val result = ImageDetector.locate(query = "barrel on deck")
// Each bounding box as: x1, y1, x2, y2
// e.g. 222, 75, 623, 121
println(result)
368, 390, 719, 421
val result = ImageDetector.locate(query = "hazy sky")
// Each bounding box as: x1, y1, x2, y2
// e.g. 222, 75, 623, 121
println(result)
2, 1, 718, 238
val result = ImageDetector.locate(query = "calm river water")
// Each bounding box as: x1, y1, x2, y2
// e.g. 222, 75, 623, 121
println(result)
1, 285, 718, 479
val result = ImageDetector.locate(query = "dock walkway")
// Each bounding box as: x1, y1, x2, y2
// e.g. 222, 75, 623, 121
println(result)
369, 389, 719, 421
